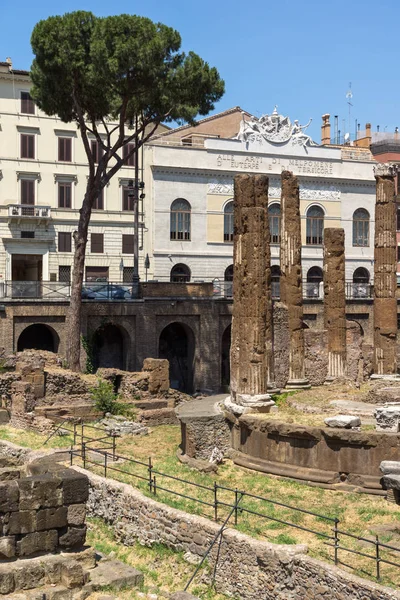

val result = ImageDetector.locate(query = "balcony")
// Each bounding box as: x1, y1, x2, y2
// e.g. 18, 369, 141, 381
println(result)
8, 205, 51, 224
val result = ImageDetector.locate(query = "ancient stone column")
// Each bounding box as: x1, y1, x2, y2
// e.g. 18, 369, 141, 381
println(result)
373, 163, 398, 377
227, 173, 276, 414
323, 228, 346, 380
280, 170, 310, 389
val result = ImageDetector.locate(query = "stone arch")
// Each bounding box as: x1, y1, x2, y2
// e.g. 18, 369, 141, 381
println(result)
158, 322, 195, 393
221, 323, 231, 392
93, 323, 130, 370
17, 324, 59, 353
306, 266, 323, 298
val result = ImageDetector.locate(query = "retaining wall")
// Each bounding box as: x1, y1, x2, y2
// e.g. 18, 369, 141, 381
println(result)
79, 467, 400, 600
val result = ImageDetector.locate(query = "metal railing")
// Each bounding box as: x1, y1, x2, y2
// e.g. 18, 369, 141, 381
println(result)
8, 204, 51, 218
68, 442, 400, 585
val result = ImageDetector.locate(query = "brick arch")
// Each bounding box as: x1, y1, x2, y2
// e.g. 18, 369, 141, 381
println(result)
14, 318, 65, 355
86, 316, 136, 371
17, 323, 60, 353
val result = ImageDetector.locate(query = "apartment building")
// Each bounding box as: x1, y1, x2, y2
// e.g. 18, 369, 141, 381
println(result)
0, 59, 167, 298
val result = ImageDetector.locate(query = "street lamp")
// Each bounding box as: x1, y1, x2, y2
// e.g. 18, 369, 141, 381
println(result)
128, 178, 140, 298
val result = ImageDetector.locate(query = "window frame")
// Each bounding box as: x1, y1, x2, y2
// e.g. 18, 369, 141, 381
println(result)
90, 139, 103, 164
122, 185, 135, 211
85, 266, 109, 282
170, 263, 191, 283
58, 137, 72, 162
352, 208, 370, 247
123, 143, 135, 167
20, 179, 35, 205
20, 91, 35, 115
93, 188, 104, 210
20, 133, 35, 160
58, 232, 72, 253
170, 198, 191, 241
306, 206, 324, 246
268, 203, 281, 244
223, 200, 234, 243
91, 232, 104, 254
58, 181, 72, 209
122, 234, 135, 254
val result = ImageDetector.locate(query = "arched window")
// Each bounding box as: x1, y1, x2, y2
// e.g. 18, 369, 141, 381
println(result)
224, 265, 234, 281
271, 265, 281, 299
353, 208, 370, 247
306, 266, 323, 298
224, 201, 234, 242
268, 203, 281, 244
170, 199, 191, 241
352, 267, 370, 298
306, 206, 324, 245
170, 263, 191, 283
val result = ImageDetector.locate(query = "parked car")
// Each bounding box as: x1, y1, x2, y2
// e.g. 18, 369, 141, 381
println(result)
81, 283, 131, 300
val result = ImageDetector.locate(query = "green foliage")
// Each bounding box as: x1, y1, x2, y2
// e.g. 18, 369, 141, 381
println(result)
30, 12, 224, 126
91, 379, 122, 415
81, 334, 95, 374
270, 390, 299, 407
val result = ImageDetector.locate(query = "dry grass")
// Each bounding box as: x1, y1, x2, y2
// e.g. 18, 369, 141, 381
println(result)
1, 423, 399, 588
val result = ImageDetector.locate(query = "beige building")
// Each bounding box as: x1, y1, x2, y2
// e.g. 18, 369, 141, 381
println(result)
0, 59, 167, 298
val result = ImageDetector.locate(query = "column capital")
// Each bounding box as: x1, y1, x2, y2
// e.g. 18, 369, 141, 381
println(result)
373, 163, 398, 178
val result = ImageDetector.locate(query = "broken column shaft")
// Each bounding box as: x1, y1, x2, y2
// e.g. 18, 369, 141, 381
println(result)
323, 228, 346, 380
228, 173, 276, 412
280, 170, 310, 389
373, 163, 398, 376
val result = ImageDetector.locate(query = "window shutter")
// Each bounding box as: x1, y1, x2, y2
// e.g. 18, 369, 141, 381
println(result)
58, 232, 72, 252
91, 233, 104, 253
122, 234, 134, 254
21, 180, 35, 205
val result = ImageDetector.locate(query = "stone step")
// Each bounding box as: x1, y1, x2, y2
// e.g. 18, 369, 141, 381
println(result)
89, 558, 143, 590
138, 407, 178, 426
8, 583, 92, 599
133, 398, 170, 410
34, 405, 102, 421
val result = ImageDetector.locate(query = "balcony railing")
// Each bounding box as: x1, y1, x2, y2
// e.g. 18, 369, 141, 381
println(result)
8, 205, 51, 219
0, 280, 374, 301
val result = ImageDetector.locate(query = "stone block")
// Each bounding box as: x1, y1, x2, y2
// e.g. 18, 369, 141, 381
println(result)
0, 479, 19, 512
45, 557, 62, 584
13, 563, 45, 590
374, 404, 400, 432
70, 546, 97, 570
0, 466, 22, 480
67, 504, 86, 526
59, 525, 87, 549
36, 506, 68, 531
0, 566, 14, 595
5, 510, 36, 535
0, 408, 9, 424
61, 470, 89, 504
0, 535, 16, 558
380, 460, 400, 475
170, 593, 200, 600
18, 474, 63, 509
324, 415, 361, 428
16, 529, 58, 557
143, 358, 170, 393
383, 474, 400, 491
61, 560, 85, 588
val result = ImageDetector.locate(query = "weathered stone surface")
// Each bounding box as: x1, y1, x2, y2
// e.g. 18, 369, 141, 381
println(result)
61, 470, 89, 504
374, 404, 400, 432
0, 408, 9, 424
13, 563, 46, 590
89, 559, 143, 591
374, 167, 398, 375
0, 535, 16, 558
324, 415, 361, 428
58, 525, 87, 549
67, 504, 86, 526
36, 506, 68, 531
380, 460, 400, 475
0, 566, 15, 594
16, 529, 58, 556
18, 474, 63, 509
383, 474, 400, 490
0, 479, 19, 511
280, 171, 308, 388
324, 228, 346, 379
101, 415, 148, 437
5, 510, 37, 534
230, 174, 275, 407
170, 593, 200, 600
142, 358, 170, 394
60, 561, 85, 588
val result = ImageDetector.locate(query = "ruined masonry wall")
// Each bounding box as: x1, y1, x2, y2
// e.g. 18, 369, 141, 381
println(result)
82, 468, 400, 600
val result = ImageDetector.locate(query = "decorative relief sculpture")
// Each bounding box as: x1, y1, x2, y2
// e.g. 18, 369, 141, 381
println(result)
237, 107, 318, 147
208, 180, 340, 200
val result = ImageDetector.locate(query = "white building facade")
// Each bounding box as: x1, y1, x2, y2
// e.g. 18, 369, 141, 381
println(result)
144, 110, 377, 297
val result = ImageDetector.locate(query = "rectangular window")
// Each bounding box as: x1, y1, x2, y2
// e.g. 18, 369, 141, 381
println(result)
58, 137, 72, 162
122, 186, 134, 211
93, 188, 104, 210
170, 211, 191, 240
85, 266, 109, 282
58, 232, 72, 252
123, 143, 135, 167
122, 234, 134, 254
91, 233, 104, 253
91, 140, 103, 164
123, 266, 134, 283
21, 179, 35, 205
58, 182, 72, 209
20, 91, 35, 115
21, 231, 34, 239
21, 134, 35, 159
59, 265, 71, 282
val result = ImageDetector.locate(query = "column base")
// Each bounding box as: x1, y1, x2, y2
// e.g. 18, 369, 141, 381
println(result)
267, 383, 281, 395
285, 378, 311, 391
224, 394, 276, 416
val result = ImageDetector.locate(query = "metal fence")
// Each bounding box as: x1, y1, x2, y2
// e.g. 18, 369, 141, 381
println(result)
67, 433, 400, 585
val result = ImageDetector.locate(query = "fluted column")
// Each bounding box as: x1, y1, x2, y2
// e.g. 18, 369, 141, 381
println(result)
324, 228, 346, 380
228, 174, 276, 413
373, 163, 398, 376
280, 170, 310, 389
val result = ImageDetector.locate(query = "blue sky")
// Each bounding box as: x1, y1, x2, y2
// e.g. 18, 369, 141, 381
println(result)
1, 0, 399, 141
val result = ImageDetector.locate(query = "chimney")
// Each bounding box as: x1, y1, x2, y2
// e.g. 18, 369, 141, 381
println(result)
321, 114, 331, 145
365, 123, 372, 145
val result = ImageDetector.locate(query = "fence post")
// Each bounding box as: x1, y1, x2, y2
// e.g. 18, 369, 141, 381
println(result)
82, 442, 86, 469
334, 518, 339, 565
112, 435, 116, 461
148, 457, 153, 494
81, 422, 84, 450
376, 535, 380, 581
70, 445, 73, 466
73, 423, 77, 446
214, 482, 218, 521
234, 489, 239, 525
153, 475, 157, 495
104, 452, 108, 478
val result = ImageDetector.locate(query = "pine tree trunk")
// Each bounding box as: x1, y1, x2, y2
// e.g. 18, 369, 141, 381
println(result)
67, 187, 95, 371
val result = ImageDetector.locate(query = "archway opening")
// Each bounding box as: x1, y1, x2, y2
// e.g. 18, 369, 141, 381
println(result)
221, 324, 231, 392
17, 324, 59, 353
158, 323, 195, 393
93, 324, 126, 370
170, 263, 191, 283
306, 266, 323, 298
352, 267, 370, 298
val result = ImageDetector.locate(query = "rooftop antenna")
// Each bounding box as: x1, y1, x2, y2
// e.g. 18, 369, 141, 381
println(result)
346, 82, 353, 139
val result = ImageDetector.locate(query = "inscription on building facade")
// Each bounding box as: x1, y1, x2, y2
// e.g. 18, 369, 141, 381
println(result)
208, 179, 341, 200
215, 154, 333, 176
